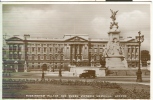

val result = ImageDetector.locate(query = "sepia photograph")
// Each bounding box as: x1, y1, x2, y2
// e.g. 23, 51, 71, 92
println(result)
2, 2, 151, 99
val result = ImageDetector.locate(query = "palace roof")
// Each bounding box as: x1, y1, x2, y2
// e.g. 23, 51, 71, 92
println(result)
6, 34, 136, 42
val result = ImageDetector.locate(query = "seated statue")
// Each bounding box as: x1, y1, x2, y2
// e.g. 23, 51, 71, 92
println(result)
100, 57, 106, 68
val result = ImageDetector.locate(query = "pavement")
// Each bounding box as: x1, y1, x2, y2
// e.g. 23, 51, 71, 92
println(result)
107, 81, 150, 86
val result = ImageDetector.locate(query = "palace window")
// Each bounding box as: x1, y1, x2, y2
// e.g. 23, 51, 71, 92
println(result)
32, 55, 35, 60
100, 48, 103, 52
94, 55, 96, 60
32, 47, 35, 52
38, 55, 40, 60
50, 54, 52, 60
135, 48, 138, 53
44, 48, 46, 52
28, 48, 30, 52
61, 48, 63, 53
28, 55, 30, 60
13, 45, 17, 51
14, 54, 17, 59
38, 47, 40, 52
50, 48, 52, 52
128, 55, 131, 59
128, 48, 130, 53
38, 65, 40, 69
97, 48, 100, 53
9, 45, 13, 51
32, 65, 34, 69
18, 45, 21, 51
9, 54, 13, 59
132, 54, 134, 59
19, 54, 21, 59
44, 54, 46, 60
55, 48, 58, 53
131, 48, 134, 53
61, 55, 64, 60
55, 55, 57, 60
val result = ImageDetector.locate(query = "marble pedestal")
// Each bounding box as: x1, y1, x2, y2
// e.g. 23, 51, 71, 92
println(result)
106, 56, 127, 69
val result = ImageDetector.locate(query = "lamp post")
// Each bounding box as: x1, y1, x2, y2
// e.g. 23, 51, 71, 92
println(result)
52, 46, 55, 72
58, 48, 62, 77
136, 31, 144, 82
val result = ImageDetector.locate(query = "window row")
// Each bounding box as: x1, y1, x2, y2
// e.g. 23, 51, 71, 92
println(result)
128, 48, 138, 53
9, 45, 22, 51
28, 47, 64, 53
29, 44, 65, 47
30, 65, 64, 69
9, 54, 22, 59
27, 55, 64, 60
91, 44, 106, 47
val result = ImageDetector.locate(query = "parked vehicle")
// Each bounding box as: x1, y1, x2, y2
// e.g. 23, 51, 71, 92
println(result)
79, 70, 96, 78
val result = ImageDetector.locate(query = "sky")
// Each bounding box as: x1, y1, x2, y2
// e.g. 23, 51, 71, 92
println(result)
2, 4, 150, 51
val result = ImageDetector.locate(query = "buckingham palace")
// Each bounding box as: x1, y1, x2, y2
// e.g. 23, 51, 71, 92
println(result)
3, 33, 139, 72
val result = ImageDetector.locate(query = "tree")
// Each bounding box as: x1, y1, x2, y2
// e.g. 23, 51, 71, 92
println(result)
141, 50, 150, 67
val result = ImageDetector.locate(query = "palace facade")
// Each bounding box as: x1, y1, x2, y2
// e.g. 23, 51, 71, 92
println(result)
3, 34, 140, 72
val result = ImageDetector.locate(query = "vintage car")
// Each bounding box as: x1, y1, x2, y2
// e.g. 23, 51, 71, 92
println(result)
79, 70, 96, 78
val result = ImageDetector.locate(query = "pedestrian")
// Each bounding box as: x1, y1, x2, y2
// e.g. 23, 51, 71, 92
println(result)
41, 72, 45, 81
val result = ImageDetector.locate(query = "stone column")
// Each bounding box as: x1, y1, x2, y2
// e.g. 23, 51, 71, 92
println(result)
134, 46, 136, 60
82, 45, 85, 60
76, 44, 79, 60
17, 44, 19, 59
79, 44, 82, 60
72, 44, 74, 60
129, 46, 131, 60
75, 44, 77, 60
88, 43, 91, 66
70, 44, 72, 64
12, 44, 14, 59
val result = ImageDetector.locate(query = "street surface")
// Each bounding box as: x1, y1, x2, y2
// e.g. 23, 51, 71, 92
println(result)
3, 72, 150, 86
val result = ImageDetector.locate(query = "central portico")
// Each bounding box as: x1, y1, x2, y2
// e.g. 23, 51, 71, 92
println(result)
64, 34, 89, 66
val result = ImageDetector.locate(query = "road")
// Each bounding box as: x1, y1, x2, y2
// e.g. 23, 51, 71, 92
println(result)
3, 72, 150, 85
